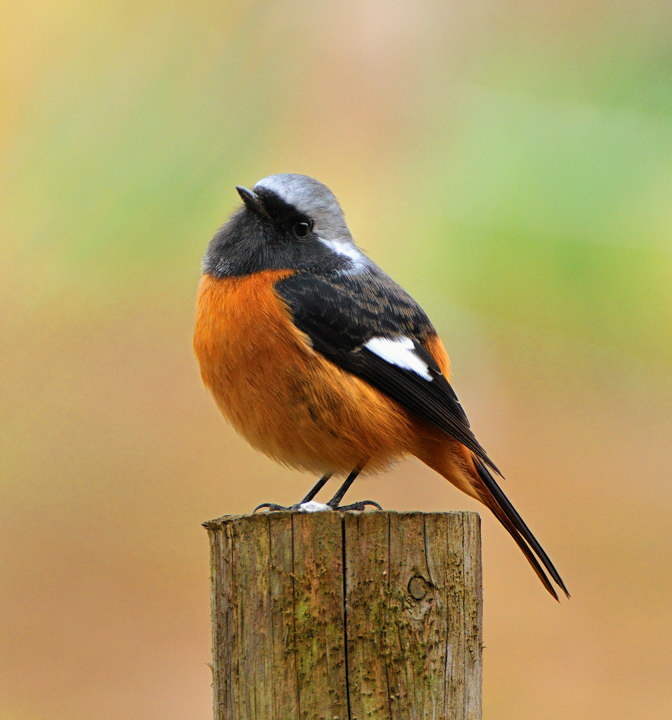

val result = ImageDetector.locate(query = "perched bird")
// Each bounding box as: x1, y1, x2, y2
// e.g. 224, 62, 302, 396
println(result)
194, 173, 568, 599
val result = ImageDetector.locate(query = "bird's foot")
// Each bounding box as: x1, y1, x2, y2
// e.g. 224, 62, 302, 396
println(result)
254, 502, 293, 513
253, 499, 382, 513
253, 500, 332, 513
328, 499, 383, 512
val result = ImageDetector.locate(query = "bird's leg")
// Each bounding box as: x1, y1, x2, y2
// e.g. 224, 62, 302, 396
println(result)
326, 466, 382, 512
298, 472, 332, 504
254, 473, 333, 513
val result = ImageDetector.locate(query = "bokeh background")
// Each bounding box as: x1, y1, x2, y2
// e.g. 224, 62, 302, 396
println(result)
2, 1, 671, 718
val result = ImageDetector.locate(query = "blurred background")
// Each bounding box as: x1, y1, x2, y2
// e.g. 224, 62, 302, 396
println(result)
2, 0, 671, 718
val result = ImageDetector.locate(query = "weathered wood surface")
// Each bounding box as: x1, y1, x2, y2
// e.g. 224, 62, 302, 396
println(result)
204, 511, 482, 720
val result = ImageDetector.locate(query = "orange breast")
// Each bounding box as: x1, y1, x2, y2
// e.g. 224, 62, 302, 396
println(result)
193, 272, 415, 474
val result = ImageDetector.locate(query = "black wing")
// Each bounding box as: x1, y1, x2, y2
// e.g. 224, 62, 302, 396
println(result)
276, 269, 502, 476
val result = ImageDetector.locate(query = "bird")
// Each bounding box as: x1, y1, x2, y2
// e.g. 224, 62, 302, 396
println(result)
193, 173, 568, 600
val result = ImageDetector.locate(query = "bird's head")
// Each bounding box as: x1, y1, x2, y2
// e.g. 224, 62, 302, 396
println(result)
202, 173, 365, 277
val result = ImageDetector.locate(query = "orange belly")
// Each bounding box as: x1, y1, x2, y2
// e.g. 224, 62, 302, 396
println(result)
193, 272, 415, 474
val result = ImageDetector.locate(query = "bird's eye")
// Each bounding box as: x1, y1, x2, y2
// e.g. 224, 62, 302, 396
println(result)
292, 220, 312, 238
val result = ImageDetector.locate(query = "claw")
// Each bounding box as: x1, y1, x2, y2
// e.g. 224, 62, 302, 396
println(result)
254, 499, 382, 513
253, 502, 291, 513
328, 500, 383, 512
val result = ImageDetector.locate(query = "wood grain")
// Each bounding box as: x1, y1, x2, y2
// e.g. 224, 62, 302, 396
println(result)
204, 511, 482, 720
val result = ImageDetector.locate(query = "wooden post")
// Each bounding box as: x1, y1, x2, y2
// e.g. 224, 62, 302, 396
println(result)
204, 511, 482, 720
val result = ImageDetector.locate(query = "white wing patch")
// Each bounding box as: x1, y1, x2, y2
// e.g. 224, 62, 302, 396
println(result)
364, 336, 433, 381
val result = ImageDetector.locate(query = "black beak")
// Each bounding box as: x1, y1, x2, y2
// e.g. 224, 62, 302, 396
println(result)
235, 186, 270, 218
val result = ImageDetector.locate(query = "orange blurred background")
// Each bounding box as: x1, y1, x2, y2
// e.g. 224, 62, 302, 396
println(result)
2, 1, 671, 718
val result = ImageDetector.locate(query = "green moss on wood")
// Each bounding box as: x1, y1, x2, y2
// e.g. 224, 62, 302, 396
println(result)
207, 510, 482, 720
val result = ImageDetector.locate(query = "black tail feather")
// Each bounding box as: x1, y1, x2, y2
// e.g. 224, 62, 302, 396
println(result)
474, 457, 569, 600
